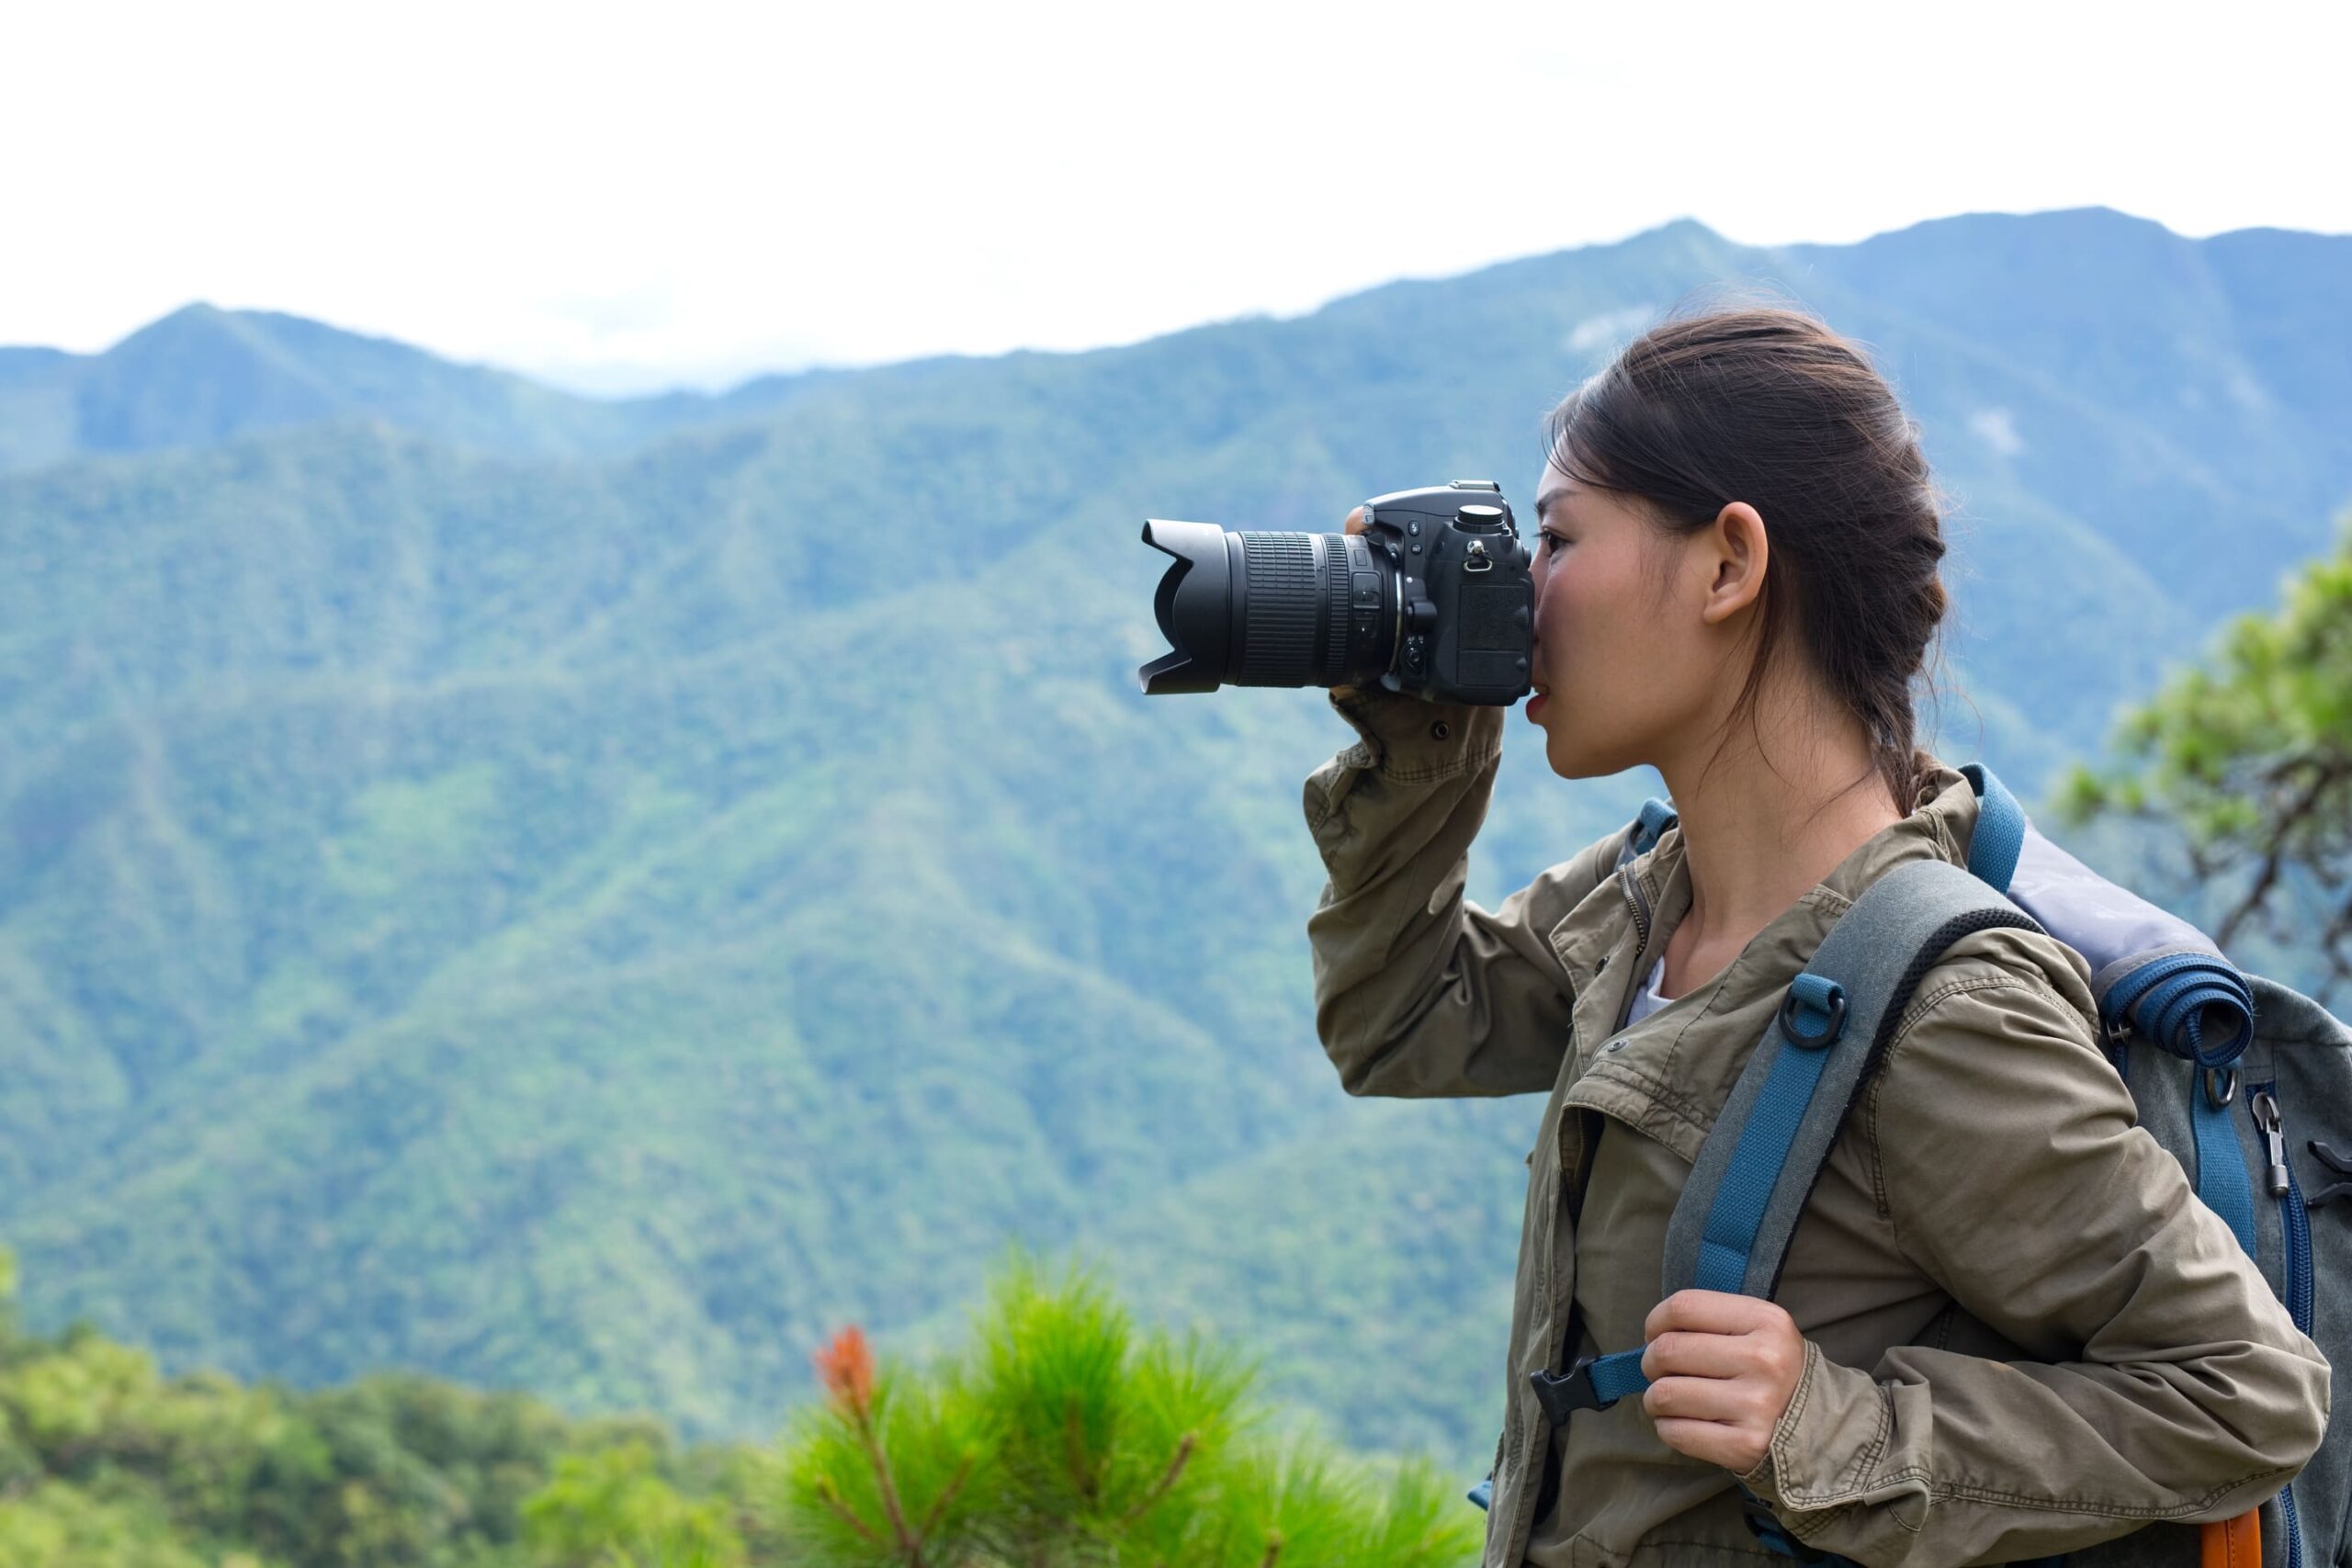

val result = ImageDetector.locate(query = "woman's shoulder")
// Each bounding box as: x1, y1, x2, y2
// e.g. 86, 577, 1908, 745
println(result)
1884, 921, 2110, 1077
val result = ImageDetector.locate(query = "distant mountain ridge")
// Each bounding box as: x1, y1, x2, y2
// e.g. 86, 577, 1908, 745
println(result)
1, 206, 2346, 1466
0, 301, 862, 471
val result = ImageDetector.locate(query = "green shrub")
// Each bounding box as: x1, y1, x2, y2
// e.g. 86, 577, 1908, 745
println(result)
767, 1255, 1480, 1568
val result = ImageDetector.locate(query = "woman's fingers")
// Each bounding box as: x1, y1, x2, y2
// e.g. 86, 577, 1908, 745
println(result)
1642, 1372, 1781, 1426
1638, 1290, 1806, 1477
1640, 1328, 1755, 1382
1643, 1288, 1780, 1340
1652, 1416, 1765, 1474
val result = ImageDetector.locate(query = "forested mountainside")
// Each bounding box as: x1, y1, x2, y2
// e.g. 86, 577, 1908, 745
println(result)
3, 206, 2346, 1465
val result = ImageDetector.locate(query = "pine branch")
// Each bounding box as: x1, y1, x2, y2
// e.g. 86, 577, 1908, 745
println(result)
852, 1409, 924, 1566
813, 1477, 886, 1547
1120, 1431, 1198, 1526
1064, 1401, 1098, 1503
913, 1450, 977, 1542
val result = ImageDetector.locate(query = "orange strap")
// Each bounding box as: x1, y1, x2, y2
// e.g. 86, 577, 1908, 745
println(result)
2200, 1508, 2260, 1568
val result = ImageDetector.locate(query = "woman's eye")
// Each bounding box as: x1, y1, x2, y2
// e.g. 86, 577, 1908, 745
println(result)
1541, 533, 1568, 554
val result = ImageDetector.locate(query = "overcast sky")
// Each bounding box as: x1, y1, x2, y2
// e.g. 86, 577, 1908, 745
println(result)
6, 0, 2344, 394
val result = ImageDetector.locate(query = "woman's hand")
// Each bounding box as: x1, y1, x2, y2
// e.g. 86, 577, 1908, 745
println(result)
1638, 1289, 1807, 1475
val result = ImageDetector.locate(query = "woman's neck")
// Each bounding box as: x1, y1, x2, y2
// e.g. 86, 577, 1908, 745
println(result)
1653, 687, 1906, 971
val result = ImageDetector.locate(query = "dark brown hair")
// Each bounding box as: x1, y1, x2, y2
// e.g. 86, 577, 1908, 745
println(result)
1543, 298, 1954, 814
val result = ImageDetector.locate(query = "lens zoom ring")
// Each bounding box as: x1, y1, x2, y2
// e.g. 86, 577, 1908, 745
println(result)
1323, 541, 1351, 680
1238, 532, 1317, 682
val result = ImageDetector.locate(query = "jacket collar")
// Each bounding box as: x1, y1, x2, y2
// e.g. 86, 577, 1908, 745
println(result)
1545, 757, 1984, 1021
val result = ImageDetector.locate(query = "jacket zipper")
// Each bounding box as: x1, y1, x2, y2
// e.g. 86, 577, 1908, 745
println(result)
1498, 864, 1657, 1562
1618, 863, 1652, 951
1609, 865, 1657, 1037
2250, 1083, 2312, 1568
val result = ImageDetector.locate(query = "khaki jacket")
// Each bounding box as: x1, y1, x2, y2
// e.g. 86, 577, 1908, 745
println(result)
1303, 690, 2329, 1567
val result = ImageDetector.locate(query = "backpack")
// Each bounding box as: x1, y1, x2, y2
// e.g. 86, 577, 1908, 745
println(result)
1481, 764, 2350, 1568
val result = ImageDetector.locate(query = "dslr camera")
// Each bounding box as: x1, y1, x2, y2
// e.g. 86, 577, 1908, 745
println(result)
1136, 481, 1534, 705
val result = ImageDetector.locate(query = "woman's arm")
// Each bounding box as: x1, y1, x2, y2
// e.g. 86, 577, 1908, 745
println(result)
1736, 949, 2331, 1565
1304, 686, 1629, 1099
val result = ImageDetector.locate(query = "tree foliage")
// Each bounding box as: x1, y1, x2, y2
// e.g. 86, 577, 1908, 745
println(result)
771, 1254, 1479, 1568
2055, 507, 2352, 999
0, 1242, 728, 1568
0, 1247, 1479, 1567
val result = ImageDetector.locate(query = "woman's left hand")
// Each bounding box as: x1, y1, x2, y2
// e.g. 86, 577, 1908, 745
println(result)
1638, 1289, 1807, 1475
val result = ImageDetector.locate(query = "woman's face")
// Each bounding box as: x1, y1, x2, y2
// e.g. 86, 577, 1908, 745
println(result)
1524, 459, 1716, 781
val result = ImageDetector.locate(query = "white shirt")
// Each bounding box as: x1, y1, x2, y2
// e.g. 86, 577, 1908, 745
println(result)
1623, 954, 1673, 1026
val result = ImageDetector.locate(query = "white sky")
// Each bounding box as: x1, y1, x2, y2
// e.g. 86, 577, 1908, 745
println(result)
5, 0, 2346, 394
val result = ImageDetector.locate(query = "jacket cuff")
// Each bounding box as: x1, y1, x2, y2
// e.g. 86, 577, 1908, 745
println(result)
1736, 1338, 1888, 1521
1326, 688, 1501, 785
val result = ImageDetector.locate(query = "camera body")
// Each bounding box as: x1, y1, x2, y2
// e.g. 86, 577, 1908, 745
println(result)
1358, 480, 1535, 705
1136, 479, 1534, 705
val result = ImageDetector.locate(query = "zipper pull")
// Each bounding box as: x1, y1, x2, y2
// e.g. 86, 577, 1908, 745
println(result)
2251, 1089, 2290, 1198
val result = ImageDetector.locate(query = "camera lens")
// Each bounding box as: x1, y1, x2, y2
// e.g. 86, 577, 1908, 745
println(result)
1137, 523, 1391, 694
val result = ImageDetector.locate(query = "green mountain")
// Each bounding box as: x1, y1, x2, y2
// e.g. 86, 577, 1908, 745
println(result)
1, 207, 2346, 1471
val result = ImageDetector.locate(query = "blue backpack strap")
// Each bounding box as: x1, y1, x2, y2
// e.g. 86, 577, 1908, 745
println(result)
1527, 856, 2063, 1566
1959, 761, 2027, 894
1527, 862, 2041, 1433
1614, 796, 1679, 869
1659, 858, 2044, 1302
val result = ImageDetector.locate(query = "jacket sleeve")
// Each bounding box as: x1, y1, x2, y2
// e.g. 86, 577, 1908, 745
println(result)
1302, 686, 1629, 1099
1738, 955, 2332, 1565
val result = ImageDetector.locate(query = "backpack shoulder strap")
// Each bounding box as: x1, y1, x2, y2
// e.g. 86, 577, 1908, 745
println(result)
1660, 858, 2044, 1300
1614, 796, 1679, 869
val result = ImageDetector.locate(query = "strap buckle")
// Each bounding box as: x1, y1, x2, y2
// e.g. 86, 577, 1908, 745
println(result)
1527, 1355, 1618, 1428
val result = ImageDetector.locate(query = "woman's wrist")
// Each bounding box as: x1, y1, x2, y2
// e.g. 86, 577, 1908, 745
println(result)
1327, 687, 1498, 783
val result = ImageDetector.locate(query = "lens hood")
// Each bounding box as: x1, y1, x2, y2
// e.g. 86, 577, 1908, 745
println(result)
1137, 519, 1234, 693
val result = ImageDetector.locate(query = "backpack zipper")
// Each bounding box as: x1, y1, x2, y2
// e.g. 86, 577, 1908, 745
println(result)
2248, 1087, 2314, 1329
2249, 1082, 2312, 1568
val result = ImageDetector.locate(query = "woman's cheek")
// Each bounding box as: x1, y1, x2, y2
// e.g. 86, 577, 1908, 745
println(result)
1538, 581, 1577, 666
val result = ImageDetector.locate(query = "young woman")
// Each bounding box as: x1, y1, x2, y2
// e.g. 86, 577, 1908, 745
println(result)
1303, 306, 2328, 1566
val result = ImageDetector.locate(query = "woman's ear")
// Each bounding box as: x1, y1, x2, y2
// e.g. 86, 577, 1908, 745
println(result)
1699, 502, 1769, 626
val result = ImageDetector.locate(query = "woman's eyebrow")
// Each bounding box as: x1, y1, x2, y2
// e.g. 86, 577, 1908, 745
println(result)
1534, 485, 1571, 523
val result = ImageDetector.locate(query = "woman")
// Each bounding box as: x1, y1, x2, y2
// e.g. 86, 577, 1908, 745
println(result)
1304, 305, 2327, 1566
